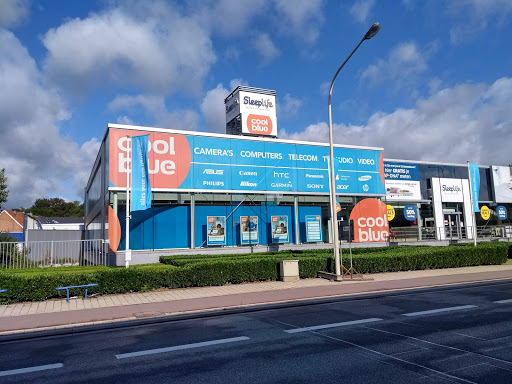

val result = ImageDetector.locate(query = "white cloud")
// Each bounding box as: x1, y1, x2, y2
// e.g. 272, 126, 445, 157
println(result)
253, 33, 280, 64
281, 78, 512, 166
0, 0, 30, 28
273, 0, 325, 45
200, 84, 230, 133
350, 0, 375, 24
447, 0, 512, 44
42, 4, 216, 97
0, 30, 99, 209
361, 42, 428, 88
279, 94, 303, 119
109, 94, 199, 131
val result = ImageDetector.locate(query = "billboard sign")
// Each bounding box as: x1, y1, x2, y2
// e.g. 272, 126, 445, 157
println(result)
207, 216, 226, 246
439, 178, 464, 202
404, 204, 417, 221
349, 198, 389, 243
384, 162, 421, 201
305, 215, 322, 242
497, 205, 508, 220
271, 215, 289, 243
239, 90, 277, 137
491, 166, 512, 203
240, 216, 259, 245
109, 128, 386, 196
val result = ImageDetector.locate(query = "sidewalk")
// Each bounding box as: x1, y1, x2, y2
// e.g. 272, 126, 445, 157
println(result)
2, 263, 512, 337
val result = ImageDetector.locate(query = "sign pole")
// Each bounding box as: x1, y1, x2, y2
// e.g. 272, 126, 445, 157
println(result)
125, 136, 131, 267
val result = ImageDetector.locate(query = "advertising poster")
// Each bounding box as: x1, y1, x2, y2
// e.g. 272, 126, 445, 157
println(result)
305, 215, 322, 242
349, 198, 389, 243
384, 162, 421, 201
271, 215, 289, 243
207, 216, 226, 246
130, 135, 152, 211
403, 204, 417, 221
497, 206, 508, 220
492, 166, 512, 203
240, 216, 259, 245
109, 127, 385, 196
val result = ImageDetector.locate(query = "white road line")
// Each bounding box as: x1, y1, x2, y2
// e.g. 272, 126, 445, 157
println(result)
494, 299, 512, 304
402, 305, 477, 317
116, 336, 250, 360
284, 318, 383, 333
0, 363, 63, 377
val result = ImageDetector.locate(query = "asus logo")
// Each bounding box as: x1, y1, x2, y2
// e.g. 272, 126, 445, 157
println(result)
203, 169, 224, 175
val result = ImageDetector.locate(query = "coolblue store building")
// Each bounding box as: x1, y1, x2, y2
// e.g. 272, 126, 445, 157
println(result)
84, 123, 511, 266
84, 87, 511, 265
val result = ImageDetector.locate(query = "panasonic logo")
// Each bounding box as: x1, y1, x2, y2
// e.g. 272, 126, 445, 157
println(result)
358, 175, 372, 181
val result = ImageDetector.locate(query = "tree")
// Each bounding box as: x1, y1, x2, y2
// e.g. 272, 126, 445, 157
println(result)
0, 168, 8, 210
27, 198, 84, 217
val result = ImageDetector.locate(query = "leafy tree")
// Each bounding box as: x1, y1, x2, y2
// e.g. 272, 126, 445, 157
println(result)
0, 168, 8, 210
27, 198, 84, 217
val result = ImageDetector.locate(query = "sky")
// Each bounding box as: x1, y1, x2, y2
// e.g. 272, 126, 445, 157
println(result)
1, 0, 512, 210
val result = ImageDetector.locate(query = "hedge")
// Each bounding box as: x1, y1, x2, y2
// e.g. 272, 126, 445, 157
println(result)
0, 243, 510, 304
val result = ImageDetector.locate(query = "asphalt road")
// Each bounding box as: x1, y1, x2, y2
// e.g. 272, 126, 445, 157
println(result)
2, 280, 512, 383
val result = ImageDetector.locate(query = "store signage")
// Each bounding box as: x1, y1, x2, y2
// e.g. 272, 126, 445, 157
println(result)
491, 166, 512, 203
384, 162, 421, 201
349, 198, 389, 243
404, 204, 417, 221
207, 216, 226, 246
469, 162, 480, 212
305, 215, 322, 242
497, 206, 508, 220
440, 178, 464, 202
387, 205, 395, 221
130, 135, 152, 211
239, 91, 277, 137
109, 128, 385, 195
240, 216, 259, 245
480, 206, 490, 221
271, 216, 289, 243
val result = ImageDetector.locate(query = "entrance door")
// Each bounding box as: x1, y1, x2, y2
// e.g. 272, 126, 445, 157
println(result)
444, 213, 462, 240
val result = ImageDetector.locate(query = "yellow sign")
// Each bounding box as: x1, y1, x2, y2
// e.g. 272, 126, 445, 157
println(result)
480, 205, 490, 220
387, 205, 395, 221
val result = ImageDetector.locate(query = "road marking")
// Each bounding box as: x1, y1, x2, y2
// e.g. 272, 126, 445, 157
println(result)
0, 363, 63, 377
116, 336, 250, 359
494, 299, 512, 304
402, 305, 477, 317
284, 318, 383, 333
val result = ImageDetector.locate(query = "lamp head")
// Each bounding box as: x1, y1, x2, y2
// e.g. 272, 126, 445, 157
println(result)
364, 22, 381, 40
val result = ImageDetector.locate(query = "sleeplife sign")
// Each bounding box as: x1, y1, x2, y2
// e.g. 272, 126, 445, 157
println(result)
439, 178, 464, 202
109, 127, 386, 195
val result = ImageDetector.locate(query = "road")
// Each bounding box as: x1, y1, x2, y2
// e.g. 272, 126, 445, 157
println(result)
2, 280, 512, 383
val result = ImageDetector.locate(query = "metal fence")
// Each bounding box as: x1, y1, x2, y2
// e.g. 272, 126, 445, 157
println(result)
389, 225, 512, 242
0, 239, 109, 269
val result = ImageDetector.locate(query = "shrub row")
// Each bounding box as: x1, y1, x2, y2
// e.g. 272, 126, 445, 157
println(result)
0, 243, 509, 304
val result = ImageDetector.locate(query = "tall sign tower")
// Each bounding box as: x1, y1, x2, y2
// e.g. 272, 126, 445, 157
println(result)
224, 86, 277, 138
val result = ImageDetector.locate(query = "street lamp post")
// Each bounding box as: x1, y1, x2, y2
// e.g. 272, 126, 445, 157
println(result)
328, 23, 381, 278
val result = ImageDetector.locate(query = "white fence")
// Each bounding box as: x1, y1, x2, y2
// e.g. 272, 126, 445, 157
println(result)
0, 239, 109, 269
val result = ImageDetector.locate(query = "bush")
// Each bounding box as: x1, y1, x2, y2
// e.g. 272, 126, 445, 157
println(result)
0, 243, 509, 304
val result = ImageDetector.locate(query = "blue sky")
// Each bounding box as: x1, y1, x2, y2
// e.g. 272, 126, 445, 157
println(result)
1, 0, 512, 209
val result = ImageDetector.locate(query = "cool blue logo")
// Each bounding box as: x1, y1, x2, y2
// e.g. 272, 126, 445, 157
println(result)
497, 205, 508, 220
404, 204, 417, 221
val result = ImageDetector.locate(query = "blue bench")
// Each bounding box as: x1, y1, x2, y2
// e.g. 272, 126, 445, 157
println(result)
55, 284, 98, 303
